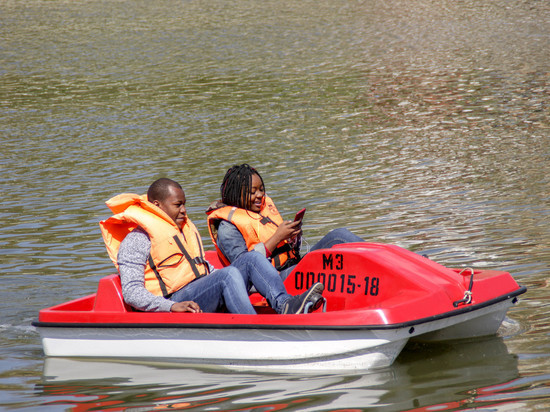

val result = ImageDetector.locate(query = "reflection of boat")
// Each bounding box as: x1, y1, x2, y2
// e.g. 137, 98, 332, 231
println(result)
40, 337, 519, 411
33, 243, 526, 372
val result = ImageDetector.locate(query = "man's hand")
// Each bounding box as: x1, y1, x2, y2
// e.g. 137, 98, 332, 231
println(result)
170, 301, 201, 313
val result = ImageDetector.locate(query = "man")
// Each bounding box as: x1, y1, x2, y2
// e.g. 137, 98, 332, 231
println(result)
100, 178, 324, 314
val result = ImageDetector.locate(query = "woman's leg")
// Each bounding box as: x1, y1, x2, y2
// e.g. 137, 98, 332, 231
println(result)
231, 251, 324, 314
230, 251, 291, 313
279, 265, 295, 282
171, 267, 256, 314
309, 228, 364, 252
279, 229, 363, 283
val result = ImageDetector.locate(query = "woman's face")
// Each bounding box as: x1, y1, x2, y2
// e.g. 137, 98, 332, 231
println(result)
245, 173, 265, 212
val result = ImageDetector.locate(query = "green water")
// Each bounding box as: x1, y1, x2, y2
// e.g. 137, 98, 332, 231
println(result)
1, 0, 549, 410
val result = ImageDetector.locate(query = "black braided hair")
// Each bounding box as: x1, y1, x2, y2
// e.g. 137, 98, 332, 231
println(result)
220, 164, 264, 210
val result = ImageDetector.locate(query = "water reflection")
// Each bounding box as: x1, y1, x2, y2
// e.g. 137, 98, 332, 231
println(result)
37, 337, 518, 411
1, 0, 549, 409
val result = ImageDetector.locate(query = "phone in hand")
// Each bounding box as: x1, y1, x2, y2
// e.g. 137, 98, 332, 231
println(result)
290, 208, 306, 248
294, 208, 306, 222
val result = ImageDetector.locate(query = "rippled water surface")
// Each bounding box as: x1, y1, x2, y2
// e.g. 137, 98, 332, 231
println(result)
1, 0, 549, 410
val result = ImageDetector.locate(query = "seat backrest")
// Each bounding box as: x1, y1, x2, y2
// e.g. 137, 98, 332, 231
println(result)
93, 274, 133, 312
205, 250, 224, 269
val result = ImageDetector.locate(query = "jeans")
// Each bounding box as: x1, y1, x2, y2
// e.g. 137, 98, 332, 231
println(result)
230, 251, 291, 314
170, 264, 256, 315
280, 228, 364, 280
308, 227, 364, 252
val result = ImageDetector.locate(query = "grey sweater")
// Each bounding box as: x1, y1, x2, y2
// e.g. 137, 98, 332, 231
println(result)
118, 227, 216, 312
117, 228, 176, 312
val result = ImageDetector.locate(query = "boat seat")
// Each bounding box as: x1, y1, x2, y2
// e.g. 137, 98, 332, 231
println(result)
205, 250, 224, 269
93, 274, 133, 312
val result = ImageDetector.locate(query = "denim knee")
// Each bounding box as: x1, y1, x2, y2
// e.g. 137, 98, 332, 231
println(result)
223, 266, 242, 282
248, 250, 279, 273
247, 250, 267, 264
328, 228, 352, 237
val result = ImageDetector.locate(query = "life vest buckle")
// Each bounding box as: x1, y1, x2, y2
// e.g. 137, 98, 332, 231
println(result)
192, 256, 207, 265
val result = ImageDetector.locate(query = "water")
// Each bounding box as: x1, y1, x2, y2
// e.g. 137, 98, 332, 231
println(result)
1, 0, 549, 410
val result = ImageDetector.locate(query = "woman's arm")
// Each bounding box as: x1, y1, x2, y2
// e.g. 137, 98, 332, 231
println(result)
217, 220, 252, 262
263, 220, 301, 253
217, 219, 301, 262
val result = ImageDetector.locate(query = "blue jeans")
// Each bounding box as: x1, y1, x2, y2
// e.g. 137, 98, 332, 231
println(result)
170, 264, 256, 315
280, 228, 364, 280
308, 228, 364, 252
230, 251, 291, 314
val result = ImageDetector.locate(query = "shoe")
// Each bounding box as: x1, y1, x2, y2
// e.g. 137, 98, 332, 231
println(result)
282, 283, 325, 314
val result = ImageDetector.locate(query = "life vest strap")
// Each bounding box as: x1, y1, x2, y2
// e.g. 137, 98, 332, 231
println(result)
192, 256, 208, 266
271, 243, 300, 271
147, 235, 209, 298
193, 232, 210, 275
227, 207, 237, 222
172, 235, 208, 279
148, 255, 170, 297
259, 215, 276, 225
271, 243, 292, 257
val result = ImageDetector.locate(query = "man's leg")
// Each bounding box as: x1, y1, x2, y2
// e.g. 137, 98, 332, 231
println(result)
171, 267, 256, 314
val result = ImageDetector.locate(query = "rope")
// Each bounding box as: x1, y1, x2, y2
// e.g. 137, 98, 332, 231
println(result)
453, 268, 475, 307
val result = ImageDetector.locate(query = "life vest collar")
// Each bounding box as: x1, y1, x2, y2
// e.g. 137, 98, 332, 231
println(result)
100, 193, 208, 297
206, 196, 299, 270
106, 193, 182, 231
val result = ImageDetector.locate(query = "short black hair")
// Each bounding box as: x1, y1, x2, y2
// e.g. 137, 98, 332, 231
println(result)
220, 164, 264, 209
147, 178, 182, 202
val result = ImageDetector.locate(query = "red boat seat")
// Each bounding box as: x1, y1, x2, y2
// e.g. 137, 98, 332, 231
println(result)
93, 274, 133, 312
205, 250, 223, 269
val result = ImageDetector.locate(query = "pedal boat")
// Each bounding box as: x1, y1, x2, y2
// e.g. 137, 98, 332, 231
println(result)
33, 243, 526, 372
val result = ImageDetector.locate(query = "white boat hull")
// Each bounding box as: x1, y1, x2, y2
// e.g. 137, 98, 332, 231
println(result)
36, 295, 518, 372
411, 297, 515, 342
39, 326, 410, 372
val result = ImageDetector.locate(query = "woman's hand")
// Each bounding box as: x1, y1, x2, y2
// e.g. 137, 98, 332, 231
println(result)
170, 301, 201, 313
265, 220, 302, 253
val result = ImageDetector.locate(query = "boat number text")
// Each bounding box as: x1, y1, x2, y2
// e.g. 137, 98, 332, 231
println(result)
294, 253, 380, 296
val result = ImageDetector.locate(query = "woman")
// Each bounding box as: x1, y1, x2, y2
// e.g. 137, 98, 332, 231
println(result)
207, 164, 364, 280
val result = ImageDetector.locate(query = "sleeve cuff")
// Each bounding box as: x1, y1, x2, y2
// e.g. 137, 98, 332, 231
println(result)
253, 243, 271, 258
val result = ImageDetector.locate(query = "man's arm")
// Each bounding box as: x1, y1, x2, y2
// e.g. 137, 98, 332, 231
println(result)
117, 228, 176, 312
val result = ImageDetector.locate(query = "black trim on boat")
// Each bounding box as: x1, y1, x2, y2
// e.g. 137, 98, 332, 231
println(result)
31, 286, 526, 331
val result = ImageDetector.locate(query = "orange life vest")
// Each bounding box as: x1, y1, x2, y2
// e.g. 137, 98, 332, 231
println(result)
206, 195, 299, 270
100, 193, 209, 297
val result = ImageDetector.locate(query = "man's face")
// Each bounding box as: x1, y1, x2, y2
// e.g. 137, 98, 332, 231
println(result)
154, 185, 187, 227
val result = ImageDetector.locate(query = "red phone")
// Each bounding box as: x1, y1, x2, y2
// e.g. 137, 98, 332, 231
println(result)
294, 208, 306, 222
